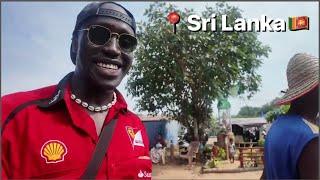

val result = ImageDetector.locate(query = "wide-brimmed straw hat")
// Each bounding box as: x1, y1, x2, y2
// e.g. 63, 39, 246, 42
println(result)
276, 53, 319, 105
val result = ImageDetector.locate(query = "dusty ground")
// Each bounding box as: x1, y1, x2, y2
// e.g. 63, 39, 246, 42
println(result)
152, 160, 263, 179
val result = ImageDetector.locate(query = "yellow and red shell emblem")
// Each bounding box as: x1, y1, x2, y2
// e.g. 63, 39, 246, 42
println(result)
40, 140, 67, 163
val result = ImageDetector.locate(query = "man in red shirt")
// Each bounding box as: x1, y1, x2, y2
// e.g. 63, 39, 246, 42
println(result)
2, 2, 152, 179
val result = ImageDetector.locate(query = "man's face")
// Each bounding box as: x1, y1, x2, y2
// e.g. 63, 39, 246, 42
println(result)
308, 86, 319, 113
74, 4, 135, 89
295, 86, 319, 117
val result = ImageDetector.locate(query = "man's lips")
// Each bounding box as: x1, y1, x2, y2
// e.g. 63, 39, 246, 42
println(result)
96, 62, 119, 70
94, 58, 123, 69
93, 58, 123, 77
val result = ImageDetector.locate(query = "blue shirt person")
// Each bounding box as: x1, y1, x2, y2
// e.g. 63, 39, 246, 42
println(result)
261, 53, 319, 179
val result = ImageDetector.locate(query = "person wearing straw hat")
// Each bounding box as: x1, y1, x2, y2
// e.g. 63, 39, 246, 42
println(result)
261, 53, 319, 179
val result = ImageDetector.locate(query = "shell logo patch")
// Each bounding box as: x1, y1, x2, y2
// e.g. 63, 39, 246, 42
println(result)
40, 140, 67, 164
126, 126, 145, 149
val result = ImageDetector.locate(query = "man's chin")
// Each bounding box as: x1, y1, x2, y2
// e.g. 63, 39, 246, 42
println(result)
88, 71, 122, 88
93, 78, 122, 91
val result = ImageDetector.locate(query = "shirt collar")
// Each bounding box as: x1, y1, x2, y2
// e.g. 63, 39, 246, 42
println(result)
37, 72, 73, 108
38, 71, 128, 113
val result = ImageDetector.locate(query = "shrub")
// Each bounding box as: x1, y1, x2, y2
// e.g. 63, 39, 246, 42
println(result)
217, 147, 226, 160
207, 158, 221, 168
203, 146, 211, 154
258, 139, 265, 147
203, 146, 212, 160
208, 159, 216, 168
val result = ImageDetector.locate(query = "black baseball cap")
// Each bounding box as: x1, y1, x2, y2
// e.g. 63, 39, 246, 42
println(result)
70, 1, 136, 65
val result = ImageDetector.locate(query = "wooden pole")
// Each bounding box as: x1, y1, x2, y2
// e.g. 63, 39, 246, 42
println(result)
225, 136, 229, 161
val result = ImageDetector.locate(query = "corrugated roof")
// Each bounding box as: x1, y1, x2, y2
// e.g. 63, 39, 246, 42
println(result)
138, 114, 169, 121
231, 117, 267, 126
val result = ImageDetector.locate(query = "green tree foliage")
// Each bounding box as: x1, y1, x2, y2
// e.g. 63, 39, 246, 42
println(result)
235, 97, 290, 122
208, 116, 223, 136
127, 2, 271, 140
265, 104, 290, 123
264, 97, 290, 123
236, 106, 261, 117
259, 102, 276, 114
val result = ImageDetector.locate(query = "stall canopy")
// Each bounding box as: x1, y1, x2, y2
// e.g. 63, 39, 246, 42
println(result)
231, 117, 267, 127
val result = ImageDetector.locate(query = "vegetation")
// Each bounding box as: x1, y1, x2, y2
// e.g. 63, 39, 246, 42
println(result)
127, 2, 271, 140
236, 106, 261, 118
203, 145, 212, 160
265, 105, 290, 123
217, 147, 227, 160
208, 159, 217, 168
235, 97, 290, 123
258, 139, 265, 147
208, 116, 224, 136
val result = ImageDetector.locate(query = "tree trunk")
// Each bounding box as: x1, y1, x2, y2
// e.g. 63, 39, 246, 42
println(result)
225, 136, 229, 161
194, 119, 199, 141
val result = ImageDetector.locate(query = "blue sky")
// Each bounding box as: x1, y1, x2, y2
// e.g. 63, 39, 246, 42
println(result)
1, 1, 319, 116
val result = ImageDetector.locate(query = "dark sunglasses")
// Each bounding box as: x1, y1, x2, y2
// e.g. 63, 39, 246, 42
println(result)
78, 25, 137, 52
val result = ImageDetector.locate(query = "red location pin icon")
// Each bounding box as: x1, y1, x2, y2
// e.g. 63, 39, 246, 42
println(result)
167, 12, 180, 34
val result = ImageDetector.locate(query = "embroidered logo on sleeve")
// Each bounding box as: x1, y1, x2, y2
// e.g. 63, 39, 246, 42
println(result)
40, 140, 68, 164
126, 126, 145, 149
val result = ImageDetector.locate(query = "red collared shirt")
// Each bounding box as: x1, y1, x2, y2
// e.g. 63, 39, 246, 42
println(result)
1, 73, 152, 179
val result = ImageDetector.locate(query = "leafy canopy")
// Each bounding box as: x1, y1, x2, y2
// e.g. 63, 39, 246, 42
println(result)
127, 2, 271, 139
234, 97, 290, 122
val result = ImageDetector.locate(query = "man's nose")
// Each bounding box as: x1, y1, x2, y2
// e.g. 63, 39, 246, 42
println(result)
102, 37, 121, 58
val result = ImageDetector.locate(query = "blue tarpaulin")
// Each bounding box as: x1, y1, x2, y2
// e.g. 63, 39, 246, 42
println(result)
143, 120, 167, 149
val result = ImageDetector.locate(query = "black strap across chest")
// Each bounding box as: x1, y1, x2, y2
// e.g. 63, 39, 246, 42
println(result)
80, 117, 119, 179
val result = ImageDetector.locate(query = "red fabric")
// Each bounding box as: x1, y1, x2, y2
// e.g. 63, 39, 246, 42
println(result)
211, 146, 219, 158
1, 83, 152, 179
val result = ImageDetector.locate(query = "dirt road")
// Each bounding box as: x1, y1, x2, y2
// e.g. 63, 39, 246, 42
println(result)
152, 164, 262, 179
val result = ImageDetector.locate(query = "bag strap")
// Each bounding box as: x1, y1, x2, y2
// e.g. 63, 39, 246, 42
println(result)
81, 117, 119, 179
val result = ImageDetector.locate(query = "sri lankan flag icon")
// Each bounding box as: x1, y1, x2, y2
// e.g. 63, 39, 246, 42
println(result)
288, 16, 309, 31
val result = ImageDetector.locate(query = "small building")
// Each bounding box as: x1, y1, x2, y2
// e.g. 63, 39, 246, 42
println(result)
139, 115, 181, 149
231, 117, 267, 143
